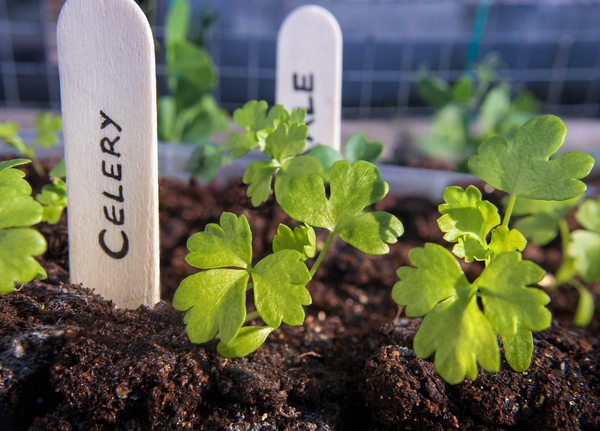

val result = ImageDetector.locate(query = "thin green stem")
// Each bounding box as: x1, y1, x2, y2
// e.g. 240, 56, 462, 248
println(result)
558, 218, 571, 257
502, 195, 517, 227
244, 311, 260, 323
309, 231, 335, 278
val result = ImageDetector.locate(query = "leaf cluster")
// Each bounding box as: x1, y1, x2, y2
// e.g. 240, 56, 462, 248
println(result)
0, 111, 62, 176
393, 115, 594, 384
157, 0, 230, 180
175, 122, 404, 355
0, 159, 48, 293
416, 54, 538, 170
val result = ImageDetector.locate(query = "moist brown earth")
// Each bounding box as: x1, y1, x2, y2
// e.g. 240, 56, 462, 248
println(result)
1, 162, 598, 430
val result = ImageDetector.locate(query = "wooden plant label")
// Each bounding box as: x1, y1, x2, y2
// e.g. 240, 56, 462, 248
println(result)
57, 0, 159, 308
276, 5, 343, 152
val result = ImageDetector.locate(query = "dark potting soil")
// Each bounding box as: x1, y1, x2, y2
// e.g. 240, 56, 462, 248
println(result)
1, 162, 599, 430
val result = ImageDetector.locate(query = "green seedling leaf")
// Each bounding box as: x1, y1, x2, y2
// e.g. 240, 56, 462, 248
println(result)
263, 122, 308, 163
165, 0, 190, 47
418, 104, 468, 161
243, 161, 278, 207
487, 226, 527, 258
274, 155, 322, 206
174, 213, 254, 345
173, 269, 249, 344
224, 101, 286, 158
575, 197, 600, 233
393, 243, 469, 316
568, 230, 600, 283
0, 159, 32, 195
438, 185, 500, 243
573, 284, 595, 327
252, 249, 311, 328
418, 75, 451, 109
508, 195, 582, 246
281, 160, 403, 254
36, 179, 67, 224
0, 187, 43, 229
452, 234, 490, 262
0, 228, 47, 293
34, 111, 62, 148
451, 77, 474, 102
273, 224, 316, 262
477, 252, 549, 338
157, 96, 177, 141
308, 145, 343, 181
185, 212, 252, 269
480, 84, 510, 135
167, 41, 216, 93
502, 325, 533, 372
0, 120, 19, 138
468, 115, 594, 200
345, 133, 384, 165
415, 294, 500, 385
49, 158, 66, 179
217, 326, 275, 358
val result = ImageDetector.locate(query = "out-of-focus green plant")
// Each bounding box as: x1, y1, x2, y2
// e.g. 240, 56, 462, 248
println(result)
416, 55, 538, 171
157, 0, 230, 181
0, 111, 62, 176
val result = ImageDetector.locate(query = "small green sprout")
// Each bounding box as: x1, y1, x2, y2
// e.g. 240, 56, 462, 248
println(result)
175, 107, 404, 356
0, 159, 48, 293
393, 115, 595, 384
0, 112, 62, 176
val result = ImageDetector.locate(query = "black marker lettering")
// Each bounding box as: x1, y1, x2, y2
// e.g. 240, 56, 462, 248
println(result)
306, 96, 314, 115
100, 110, 123, 132
100, 136, 121, 158
293, 74, 313, 92
104, 205, 124, 225
99, 229, 129, 259
102, 160, 122, 181
103, 185, 124, 202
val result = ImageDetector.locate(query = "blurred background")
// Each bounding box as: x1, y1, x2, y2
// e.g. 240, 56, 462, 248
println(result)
1, 0, 600, 168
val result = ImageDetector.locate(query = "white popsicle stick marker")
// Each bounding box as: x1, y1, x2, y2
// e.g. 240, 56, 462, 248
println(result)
276, 5, 343, 152
57, 0, 159, 308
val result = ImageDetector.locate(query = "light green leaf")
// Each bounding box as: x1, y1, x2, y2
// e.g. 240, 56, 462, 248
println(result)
0, 228, 47, 293
0, 120, 20, 137
0, 159, 32, 195
503, 325, 533, 372
453, 234, 491, 263
217, 326, 275, 358
233, 100, 285, 133
393, 243, 470, 317
157, 96, 177, 141
451, 77, 474, 102
418, 75, 451, 109
252, 249, 311, 328
308, 145, 343, 181
34, 112, 62, 148
554, 256, 577, 287
568, 230, 600, 282
438, 185, 500, 243
185, 212, 252, 269
274, 155, 322, 206
414, 294, 500, 385
224, 132, 260, 159
281, 161, 403, 254
36, 179, 67, 225
263, 122, 308, 163
477, 252, 549, 338
345, 133, 384, 165
165, 0, 189, 47
167, 41, 216, 93
242, 160, 278, 207
487, 226, 527, 257
173, 269, 249, 344
0, 187, 43, 229
419, 104, 467, 161
480, 84, 510, 134
289, 108, 306, 125
573, 284, 595, 327
273, 224, 316, 262
49, 159, 66, 179
575, 197, 600, 233
468, 115, 594, 200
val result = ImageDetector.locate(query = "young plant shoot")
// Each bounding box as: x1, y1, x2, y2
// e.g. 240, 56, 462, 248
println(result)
174, 102, 404, 357
0, 159, 49, 293
393, 115, 595, 384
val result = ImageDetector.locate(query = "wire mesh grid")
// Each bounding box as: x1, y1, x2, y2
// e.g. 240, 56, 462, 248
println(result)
1, 0, 600, 119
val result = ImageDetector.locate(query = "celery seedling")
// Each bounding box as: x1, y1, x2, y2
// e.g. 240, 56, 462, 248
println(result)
393, 115, 594, 384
